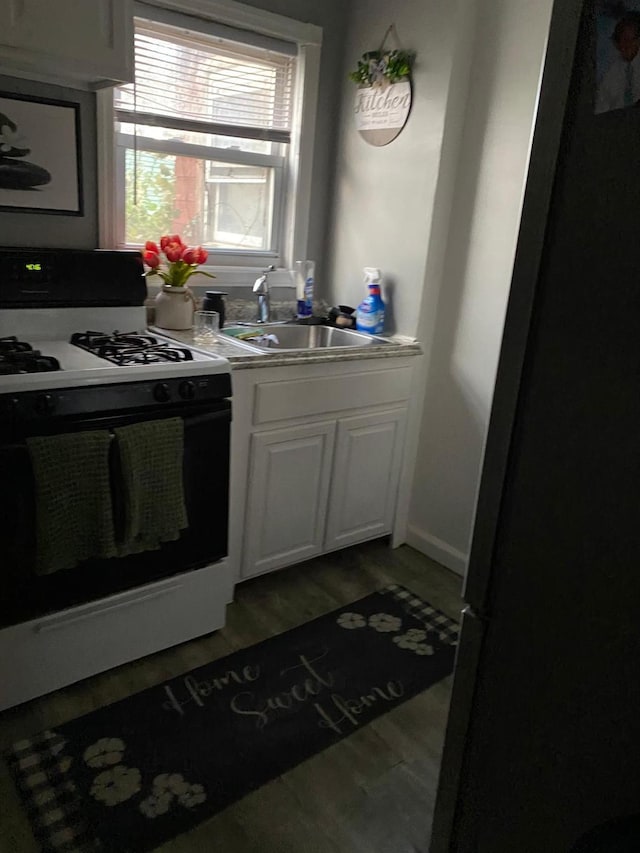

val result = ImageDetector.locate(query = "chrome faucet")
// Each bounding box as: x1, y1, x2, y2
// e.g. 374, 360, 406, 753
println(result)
253, 264, 275, 323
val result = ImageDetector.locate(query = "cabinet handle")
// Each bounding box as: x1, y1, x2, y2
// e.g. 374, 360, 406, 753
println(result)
34, 583, 183, 634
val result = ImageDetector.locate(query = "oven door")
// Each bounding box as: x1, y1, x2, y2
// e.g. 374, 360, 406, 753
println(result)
0, 399, 230, 628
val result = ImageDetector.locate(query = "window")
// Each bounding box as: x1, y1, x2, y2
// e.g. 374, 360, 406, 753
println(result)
99, 0, 321, 270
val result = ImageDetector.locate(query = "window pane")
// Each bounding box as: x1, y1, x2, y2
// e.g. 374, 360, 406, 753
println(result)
205, 162, 273, 250
124, 150, 178, 246
116, 120, 277, 156
124, 148, 274, 251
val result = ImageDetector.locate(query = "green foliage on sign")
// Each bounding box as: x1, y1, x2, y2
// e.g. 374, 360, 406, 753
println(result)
349, 50, 414, 86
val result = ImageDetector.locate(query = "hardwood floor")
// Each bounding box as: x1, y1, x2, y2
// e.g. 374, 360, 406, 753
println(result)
0, 540, 462, 853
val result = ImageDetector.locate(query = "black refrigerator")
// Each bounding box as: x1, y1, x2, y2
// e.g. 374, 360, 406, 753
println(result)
430, 1, 640, 851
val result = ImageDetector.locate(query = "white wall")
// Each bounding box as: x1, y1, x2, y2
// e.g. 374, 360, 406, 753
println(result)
326, 0, 469, 338
407, 0, 554, 574
242, 0, 349, 287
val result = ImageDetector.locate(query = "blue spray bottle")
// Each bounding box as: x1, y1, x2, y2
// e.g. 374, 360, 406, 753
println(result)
355, 268, 385, 335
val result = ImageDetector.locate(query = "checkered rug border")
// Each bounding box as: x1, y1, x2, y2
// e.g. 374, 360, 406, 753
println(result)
5, 730, 97, 852
381, 583, 460, 645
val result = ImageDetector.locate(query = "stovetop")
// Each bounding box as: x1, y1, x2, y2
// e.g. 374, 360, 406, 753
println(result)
70, 331, 198, 366
0, 336, 61, 375
0, 307, 230, 393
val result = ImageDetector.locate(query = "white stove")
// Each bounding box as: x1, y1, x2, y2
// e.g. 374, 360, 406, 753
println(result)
0, 248, 235, 711
0, 306, 229, 393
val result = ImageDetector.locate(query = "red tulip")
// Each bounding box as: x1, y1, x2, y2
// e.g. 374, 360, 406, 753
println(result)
142, 250, 160, 268
182, 248, 197, 265
144, 240, 159, 254
170, 234, 185, 247
164, 242, 184, 262
194, 246, 208, 264
160, 235, 171, 250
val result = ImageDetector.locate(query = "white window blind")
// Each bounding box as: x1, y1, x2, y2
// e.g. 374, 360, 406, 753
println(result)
112, 11, 302, 258
114, 20, 296, 143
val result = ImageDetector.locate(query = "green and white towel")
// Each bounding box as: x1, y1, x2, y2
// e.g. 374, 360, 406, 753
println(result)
27, 431, 117, 576
27, 418, 189, 574
114, 417, 188, 557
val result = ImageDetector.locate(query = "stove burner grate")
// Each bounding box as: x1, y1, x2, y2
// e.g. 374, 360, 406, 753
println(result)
70, 331, 194, 366
0, 336, 61, 374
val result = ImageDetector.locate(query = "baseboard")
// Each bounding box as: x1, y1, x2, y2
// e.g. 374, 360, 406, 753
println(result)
406, 525, 468, 576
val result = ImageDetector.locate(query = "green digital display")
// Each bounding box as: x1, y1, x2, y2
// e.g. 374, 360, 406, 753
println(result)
25, 263, 42, 271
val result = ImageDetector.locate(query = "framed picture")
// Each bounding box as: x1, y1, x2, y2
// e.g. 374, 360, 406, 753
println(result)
595, 1, 640, 115
0, 93, 83, 215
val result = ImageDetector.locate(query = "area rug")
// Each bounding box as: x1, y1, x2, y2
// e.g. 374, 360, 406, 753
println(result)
6, 584, 459, 853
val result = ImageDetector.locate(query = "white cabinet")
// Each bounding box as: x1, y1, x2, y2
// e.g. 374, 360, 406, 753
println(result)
0, 0, 134, 89
230, 357, 419, 582
243, 422, 335, 576
325, 409, 407, 551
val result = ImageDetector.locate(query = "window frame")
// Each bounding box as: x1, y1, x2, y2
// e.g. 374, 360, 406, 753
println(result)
97, 0, 322, 274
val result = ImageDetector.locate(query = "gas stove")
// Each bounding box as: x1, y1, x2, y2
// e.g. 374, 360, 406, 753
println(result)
0, 336, 61, 375
0, 305, 229, 394
70, 331, 197, 365
0, 329, 200, 375
0, 249, 231, 424
0, 249, 235, 711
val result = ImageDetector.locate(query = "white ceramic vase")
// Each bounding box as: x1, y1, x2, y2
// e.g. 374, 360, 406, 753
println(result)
154, 285, 195, 330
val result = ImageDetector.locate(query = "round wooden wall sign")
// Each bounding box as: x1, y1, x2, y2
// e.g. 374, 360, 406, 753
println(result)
349, 45, 414, 147
354, 80, 412, 147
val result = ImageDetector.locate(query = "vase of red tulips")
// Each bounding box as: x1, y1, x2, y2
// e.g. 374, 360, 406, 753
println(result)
142, 235, 215, 330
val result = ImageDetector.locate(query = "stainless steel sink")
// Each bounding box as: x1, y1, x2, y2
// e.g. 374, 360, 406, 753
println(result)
222, 324, 392, 351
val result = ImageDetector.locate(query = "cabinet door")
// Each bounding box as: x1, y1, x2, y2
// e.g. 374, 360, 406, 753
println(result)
0, 0, 133, 87
325, 408, 407, 550
242, 422, 336, 579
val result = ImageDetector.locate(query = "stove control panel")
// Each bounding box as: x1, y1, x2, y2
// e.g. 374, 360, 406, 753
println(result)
0, 373, 232, 426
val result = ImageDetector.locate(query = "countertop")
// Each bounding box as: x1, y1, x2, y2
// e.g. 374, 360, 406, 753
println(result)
151, 326, 422, 369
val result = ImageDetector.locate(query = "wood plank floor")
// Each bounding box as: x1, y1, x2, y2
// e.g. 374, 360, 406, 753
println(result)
0, 540, 462, 853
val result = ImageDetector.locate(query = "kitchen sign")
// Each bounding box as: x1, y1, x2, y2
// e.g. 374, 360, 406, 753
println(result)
348, 29, 414, 147
354, 80, 412, 145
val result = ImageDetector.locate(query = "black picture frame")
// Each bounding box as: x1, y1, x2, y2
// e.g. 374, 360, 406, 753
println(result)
0, 92, 83, 216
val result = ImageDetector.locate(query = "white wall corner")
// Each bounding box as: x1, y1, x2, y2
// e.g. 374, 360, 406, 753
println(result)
406, 525, 468, 577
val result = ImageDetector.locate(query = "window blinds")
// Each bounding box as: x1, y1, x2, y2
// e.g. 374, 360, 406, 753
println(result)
115, 18, 296, 143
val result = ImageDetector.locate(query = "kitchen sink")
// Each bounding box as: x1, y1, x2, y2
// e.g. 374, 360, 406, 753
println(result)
222, 324, 392, 351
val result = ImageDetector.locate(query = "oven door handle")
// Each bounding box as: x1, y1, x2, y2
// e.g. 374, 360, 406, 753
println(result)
33, 581, 184, 633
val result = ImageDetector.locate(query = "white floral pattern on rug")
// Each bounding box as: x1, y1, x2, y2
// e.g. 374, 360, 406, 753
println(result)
153, 772, 190, 796
139, 790, 173, 818
178, 783, 206, 808
90, 765, 141, 806
139, 773, 207, 818
337, 612, 367, 629
368, 613, 402, 633
83, 737, 126, 768
394, 629, 426, 647
393, 631, 434, 656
